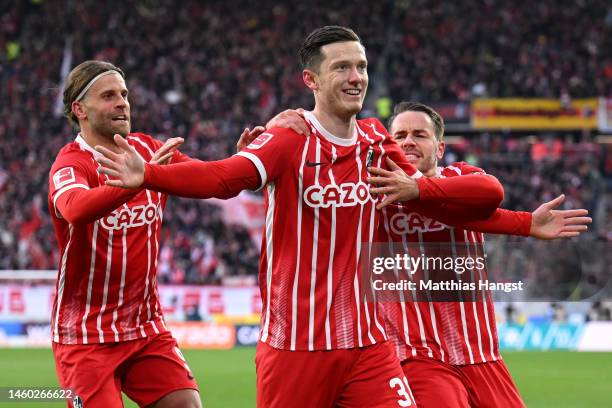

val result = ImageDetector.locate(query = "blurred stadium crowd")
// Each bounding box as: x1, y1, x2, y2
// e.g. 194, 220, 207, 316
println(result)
0, 0, 610, 288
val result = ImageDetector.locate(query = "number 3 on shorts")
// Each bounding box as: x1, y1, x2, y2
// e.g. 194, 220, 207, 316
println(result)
389, 376, 413, 407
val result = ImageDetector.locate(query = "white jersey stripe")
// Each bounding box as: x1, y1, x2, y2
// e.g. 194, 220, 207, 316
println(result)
399, 219, 432, 357
138, 190, 154, 337
352, 143, 367, 346
383, 207, 413, 356
465, 230, 487, 362
325, 160, 337, 350
368, 140, 387, 340
450, 228, 474, 364
53, 225, 73, 343
260, 183, 275, 343
137, 221, 151, 339
308, 139, 322, 351
290, 137, 311, 350
128, 135, 155, 157
110, 224, 128, 342
471, 231, 497, 361
418, 230, 445, 362
355, 141, 375, 344
151, 192, 163, 320
81, 221, 99, 344
96, 228, 113, 343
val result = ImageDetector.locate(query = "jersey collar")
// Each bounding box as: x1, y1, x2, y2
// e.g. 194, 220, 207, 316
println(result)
75, 133, 103, 159
304, 111, 358, 146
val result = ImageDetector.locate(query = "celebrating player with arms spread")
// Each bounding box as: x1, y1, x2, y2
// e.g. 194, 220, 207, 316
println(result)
96, 26, 419, 408
260, 100, 590, 408
372, 102, 590, 408
48, 60, 206, 408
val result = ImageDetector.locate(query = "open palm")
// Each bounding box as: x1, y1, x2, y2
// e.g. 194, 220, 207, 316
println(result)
530, 194, 592, 239
95, 134, 146, 188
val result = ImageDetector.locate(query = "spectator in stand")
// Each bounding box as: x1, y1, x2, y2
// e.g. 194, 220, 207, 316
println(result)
0, 0, 610, 285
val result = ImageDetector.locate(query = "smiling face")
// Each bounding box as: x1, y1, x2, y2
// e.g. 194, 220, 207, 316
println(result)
72, 72, 131, 139
390, 110, 445, 176
304, 41, 368, 120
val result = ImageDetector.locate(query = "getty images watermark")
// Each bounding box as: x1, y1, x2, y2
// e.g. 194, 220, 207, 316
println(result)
360, 241, 610, 303
371, 253, 524, 294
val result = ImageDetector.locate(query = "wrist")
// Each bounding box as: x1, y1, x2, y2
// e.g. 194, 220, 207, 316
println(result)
142, 162, 152, 187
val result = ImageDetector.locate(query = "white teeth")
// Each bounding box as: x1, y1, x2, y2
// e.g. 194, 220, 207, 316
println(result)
406, 154, 419, 160
344, 90, 360, 95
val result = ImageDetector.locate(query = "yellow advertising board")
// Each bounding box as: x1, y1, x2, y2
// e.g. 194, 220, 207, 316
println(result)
472, 98, 598, 130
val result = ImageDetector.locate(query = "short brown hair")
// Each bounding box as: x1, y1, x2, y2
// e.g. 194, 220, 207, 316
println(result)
388, 102, 445, 141
298, 26, 362, 73
62, 60, 125, 127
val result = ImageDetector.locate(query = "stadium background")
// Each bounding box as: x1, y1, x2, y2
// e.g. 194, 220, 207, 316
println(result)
0, 0, 611, 406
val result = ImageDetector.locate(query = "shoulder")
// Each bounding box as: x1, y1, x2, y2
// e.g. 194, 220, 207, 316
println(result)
51, 142, 93, 170
443, 161, 486, 177
357, 117, 390, 139
127, 132, 160, 148
247, 127, 305, 150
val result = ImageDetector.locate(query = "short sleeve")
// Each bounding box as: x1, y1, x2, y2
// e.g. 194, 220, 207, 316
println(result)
235, 127, 304, 190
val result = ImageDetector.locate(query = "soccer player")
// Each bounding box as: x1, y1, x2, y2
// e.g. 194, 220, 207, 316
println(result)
370, 102, 591, 408
48, 60, 206, 408
94, 26, 518, 407
261, 103, 591, 408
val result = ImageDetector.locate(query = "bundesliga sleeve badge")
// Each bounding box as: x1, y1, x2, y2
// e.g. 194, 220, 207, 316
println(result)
53, 167, 76, 189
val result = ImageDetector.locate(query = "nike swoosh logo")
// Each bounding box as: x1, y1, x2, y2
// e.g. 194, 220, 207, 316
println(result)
306, 160, 327, 167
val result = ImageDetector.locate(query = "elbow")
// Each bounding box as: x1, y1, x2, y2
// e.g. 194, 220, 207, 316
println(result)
62, 211, 91, 226
218, 186, 241, 200
484, 176, 504, 209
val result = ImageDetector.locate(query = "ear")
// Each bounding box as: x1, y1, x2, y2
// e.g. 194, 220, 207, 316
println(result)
436, 140, 446, 160
72, 101, 87, 121
302, 69, 318, 92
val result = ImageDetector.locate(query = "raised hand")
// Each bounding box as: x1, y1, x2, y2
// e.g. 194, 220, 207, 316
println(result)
236, 126, 265, 152
151, 137, 184, 165
265, 108, 310, 135
529, 194, 592, 239
367, 157, 420, 209
95, 134, 146, 188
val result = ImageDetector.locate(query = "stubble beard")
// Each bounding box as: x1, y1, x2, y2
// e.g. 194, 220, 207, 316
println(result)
419, 154, 439, 176
94, 116, 130, 139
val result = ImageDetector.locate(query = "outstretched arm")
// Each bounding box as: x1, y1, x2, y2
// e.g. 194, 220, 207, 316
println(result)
52, 136, 184, 225
526, 194, 591, 239
368, 157, 503, 214
95, 134, 260, 199
421, 195, 591, 239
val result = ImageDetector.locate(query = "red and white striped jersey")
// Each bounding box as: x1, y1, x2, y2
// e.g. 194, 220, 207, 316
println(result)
237, 112, 420, 351
380, 163, 502, 365
48, 133, 181, 344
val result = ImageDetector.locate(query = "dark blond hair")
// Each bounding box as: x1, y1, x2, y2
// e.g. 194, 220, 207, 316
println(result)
63, 60, 125, 127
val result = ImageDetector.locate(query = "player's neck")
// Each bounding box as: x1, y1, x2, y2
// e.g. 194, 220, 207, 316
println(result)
311, 107, 356, 140
419, 162, 438, 178
423, 167, 437, 178
79, 127, 119, 152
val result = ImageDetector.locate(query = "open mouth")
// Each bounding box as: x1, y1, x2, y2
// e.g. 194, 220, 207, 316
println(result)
405, 153, 421, 161
343, 89, 361, 97
112, 115, 129, 123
